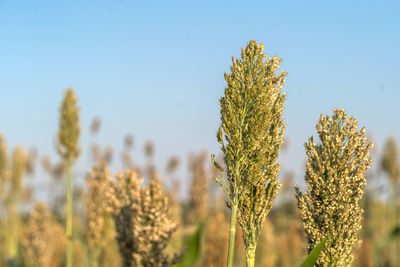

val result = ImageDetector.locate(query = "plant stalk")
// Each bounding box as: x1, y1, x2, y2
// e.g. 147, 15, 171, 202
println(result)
66, 162, 73, 267
90, 248, 100, 267
7, 202, 18, 267
227, 204, 238, 267
246, 256, 255, 267
245, 247, 256, 267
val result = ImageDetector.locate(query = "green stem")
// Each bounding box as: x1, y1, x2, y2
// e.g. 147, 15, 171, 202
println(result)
245, 247, 256, 267
227, 204, 238, 267
7, 201, 18, 267
90, 248, 100, 267
66, 162, 73, 267
246, 257, 255, 267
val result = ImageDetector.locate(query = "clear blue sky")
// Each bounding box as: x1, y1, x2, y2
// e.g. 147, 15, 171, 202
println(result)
0, 0, 399, 196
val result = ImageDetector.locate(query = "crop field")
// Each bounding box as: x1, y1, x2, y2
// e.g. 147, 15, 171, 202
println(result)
1, 1, 399, 267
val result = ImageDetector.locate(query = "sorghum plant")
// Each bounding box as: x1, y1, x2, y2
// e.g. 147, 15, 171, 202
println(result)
295, 109, 373, 266
109, 170, 178, 267
5, 146, 27, 266
86, 162, 114, 267
57, 88, 81, 267
188, 152, 209, 223
22, 202, 60, 267
212, 40, 287, 267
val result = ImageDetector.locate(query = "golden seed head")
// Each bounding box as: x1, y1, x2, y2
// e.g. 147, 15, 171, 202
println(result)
110, 170, 178, 267
86, 161, 113, 253
22, 202, 65, 267
10, 146, 27, 198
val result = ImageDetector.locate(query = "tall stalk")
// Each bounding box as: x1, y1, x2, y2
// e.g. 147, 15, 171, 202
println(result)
227, 205, 237, 267
6, 202, 18, 267
5, 146, 27, 267
245, 254, 255, 267
212, 40, 287, 266
86, 162, 114, 267
57, 88, 81, 267
66, 162, 73, 267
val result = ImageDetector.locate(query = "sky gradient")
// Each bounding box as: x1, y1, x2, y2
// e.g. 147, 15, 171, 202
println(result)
1, 0, 399, 197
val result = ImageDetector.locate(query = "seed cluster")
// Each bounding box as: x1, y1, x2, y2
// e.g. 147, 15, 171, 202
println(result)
22, 202, 65, 267
296, 109, 373, 266
86, 162, 114, 259
109, 170, 178, 267
57, 88, 81, 163
9, 146, 27, 201
212, 40, 286, 256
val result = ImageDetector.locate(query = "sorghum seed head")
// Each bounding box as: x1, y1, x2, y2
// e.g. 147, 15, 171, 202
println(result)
212, 40, 287, 253
57, 88, 81, 163
296, 108, 373, 266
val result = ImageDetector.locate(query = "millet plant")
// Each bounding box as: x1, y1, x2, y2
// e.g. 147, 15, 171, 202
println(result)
212, 40, 287, 267
0, 134, 27, 267
57, 88, 81, 267
296, 109, 373, 266
86, 162, 114, 267
109, 170, 178, 267
21, 202, 64, 267
6, 147, 27, 266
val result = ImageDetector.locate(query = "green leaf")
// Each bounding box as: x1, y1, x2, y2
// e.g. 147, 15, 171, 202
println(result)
174, 224, 203, 267
391, 225, 400, 239
299, 237, 327, 267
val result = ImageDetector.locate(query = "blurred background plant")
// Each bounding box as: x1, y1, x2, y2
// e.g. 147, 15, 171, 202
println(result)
0, 89, 399, 267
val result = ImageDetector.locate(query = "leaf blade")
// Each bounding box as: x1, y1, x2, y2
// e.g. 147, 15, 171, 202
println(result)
299, 237, 327, 267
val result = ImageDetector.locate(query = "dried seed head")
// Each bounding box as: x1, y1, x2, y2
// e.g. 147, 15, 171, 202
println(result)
22, 202, 63, 267
296, 108, 373, 266
86, 162, 113, 254
57, 88, 81, 163
9, 146, 27, 198
110, 170, 178, 267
